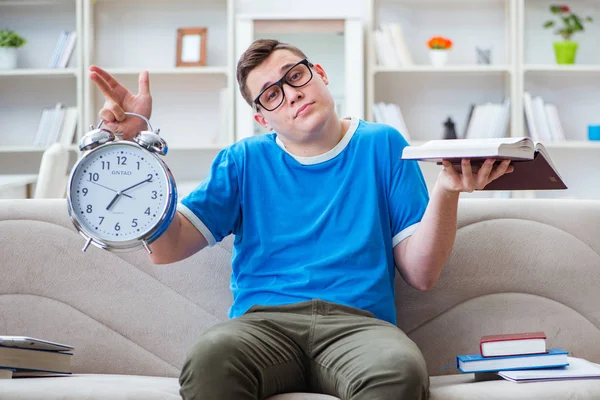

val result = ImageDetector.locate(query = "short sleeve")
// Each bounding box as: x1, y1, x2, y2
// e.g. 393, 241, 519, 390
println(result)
388, 130, 429, 247
177, 148, 241, 246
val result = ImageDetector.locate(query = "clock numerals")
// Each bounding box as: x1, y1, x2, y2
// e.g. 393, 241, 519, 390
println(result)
136, 161, 141, 170
88, 172, 99, 182
115, 222, 121, 231
144, 207, 151, 215
98, 216, 104, 225
117, 156, 127, 166
101, 161, 111, 170
151, 190, 157, 199
86, 205, 93, 213
147, 173, 153, 182
132, 218, 138, 228
82, 188, 88, 196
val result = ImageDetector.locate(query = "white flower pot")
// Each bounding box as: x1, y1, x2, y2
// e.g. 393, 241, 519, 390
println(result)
429, 49, 449, 68
0, 47, 18, 69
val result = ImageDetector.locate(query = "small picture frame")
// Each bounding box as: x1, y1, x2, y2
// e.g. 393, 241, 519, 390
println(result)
176, 27, 207, 67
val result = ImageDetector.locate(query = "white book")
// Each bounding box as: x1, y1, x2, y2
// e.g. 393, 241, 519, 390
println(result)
59, 107, 78, 146
544, 104, 566, 141
49, 31, 68, 69
387, 23, 414, 66
57, 31, 77, 68
499, 357, 600, 382
532, 96, 553, 142
523, 92, 540, 142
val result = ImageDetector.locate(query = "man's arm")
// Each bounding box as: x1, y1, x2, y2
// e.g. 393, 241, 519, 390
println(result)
149, 211, 208, 264
394, 158, 513, 291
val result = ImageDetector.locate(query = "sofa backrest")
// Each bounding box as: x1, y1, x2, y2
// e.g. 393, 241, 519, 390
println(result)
1, 198, 599, 377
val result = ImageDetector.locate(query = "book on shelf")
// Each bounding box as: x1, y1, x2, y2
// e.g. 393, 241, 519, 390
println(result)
401, 137, 567, 190
523, 92, 566, 143
480, 332, 547, 358
373, 22, 413, 68
372, 102, 411, 141
33, 103, 78, 147
457, 348, 568, 373
49, 31, 77, 69
498, 357, 600, 383
463, 99, 511, 140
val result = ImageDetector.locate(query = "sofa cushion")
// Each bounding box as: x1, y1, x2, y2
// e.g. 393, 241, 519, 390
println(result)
0, 374, 338, 400
429, 373, 600, 399
2, 373, 600, 400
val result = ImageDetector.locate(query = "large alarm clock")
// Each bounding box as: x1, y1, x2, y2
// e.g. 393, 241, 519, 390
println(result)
67, 112, 177, 253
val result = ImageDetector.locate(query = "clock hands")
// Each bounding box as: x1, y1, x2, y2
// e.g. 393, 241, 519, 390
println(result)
120, 176, 153, 194
86, 180, 133, 199
106, 176, 153, 211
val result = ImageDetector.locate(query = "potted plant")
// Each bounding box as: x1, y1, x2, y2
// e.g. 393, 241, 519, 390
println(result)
543, 5, 593, 64
427, 36, 452, 67
0, 29, 27, 69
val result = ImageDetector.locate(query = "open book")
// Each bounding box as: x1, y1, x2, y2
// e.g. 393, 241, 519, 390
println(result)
401, 137, 567, 190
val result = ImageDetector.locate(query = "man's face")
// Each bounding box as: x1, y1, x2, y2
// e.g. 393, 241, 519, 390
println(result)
247, 50, 335, 143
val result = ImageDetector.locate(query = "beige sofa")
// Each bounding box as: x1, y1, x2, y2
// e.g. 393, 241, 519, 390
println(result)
1, 198, 600, 399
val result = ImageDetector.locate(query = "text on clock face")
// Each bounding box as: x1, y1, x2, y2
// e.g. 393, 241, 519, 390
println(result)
70, 145, 169, 242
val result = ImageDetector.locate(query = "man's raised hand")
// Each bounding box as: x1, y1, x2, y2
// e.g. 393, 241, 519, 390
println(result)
89, 65, 152, 141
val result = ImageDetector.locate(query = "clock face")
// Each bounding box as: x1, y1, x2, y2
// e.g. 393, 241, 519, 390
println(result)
69, 143, 171, 243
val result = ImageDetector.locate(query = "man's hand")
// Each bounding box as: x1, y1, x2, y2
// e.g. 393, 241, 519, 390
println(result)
89, 65, 152, 141
438, 158, 514, 193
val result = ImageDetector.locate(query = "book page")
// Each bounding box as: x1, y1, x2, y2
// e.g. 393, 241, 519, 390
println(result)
499, 357, 600, 382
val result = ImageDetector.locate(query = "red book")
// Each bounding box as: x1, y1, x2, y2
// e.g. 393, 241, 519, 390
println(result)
480, 332, 547, 358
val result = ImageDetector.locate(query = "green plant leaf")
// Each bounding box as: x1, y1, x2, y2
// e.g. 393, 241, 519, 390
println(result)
571, 14, 584, 31
0, 29, 27, 47
550, 5, 561, 14
543, 20, 555, 28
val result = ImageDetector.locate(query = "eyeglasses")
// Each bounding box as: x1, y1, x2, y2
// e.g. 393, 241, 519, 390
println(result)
253, 59, 314, 112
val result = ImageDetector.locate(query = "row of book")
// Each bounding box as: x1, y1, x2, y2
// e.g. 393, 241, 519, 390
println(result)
49, 31, 77, 69
456, 331, 600, 382
34, 103, 78, 147
373, 93, 565, 143
524, 91, 566, 143
373, 23, 414, 68
0, 336, 72, 379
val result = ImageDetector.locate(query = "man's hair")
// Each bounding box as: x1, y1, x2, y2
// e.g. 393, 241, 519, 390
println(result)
236, 39, 309, 107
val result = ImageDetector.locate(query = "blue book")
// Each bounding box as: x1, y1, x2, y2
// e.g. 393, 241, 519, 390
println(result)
457, 348, 569, 373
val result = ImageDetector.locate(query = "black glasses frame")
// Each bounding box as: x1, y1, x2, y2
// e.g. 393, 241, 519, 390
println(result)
253, 59, 314, 112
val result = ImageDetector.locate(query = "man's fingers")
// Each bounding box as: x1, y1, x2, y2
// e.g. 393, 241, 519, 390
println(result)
99, 108, 116, 123
489, 160, 512, 181
461, 159, 473, 179
442, 160, 461, 179
89, 65, 127, 103
105, 101, 126, 122
138, 70, 150, 96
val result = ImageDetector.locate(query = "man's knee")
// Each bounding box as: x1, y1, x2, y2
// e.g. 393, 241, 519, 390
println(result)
179, 323, 256, 399
351, 346, 429, 400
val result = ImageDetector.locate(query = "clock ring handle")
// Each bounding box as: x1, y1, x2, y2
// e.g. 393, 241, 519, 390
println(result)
96, 112, 154, 133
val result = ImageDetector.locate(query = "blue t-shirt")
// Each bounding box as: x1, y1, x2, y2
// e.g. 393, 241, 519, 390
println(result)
178, 117, 429, 324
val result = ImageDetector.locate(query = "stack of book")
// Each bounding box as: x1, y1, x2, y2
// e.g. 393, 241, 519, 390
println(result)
0, 336, 73, 379
456, 331, 569, 374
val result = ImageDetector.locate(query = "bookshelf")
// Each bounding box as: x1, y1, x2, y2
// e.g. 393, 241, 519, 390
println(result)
82, 0, 235, 191
367, 0, 600, 200
0, 0, 83, 177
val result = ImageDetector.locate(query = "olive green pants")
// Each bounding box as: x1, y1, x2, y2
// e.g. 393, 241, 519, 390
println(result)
179, 299, 430, 400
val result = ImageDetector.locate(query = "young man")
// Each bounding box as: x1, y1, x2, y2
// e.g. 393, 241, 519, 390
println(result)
90, 39, 513, 400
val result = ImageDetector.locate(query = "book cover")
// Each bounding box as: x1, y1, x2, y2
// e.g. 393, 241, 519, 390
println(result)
480, 332, 547, 357
457, 348, 568, 373
401, 137, 567, 191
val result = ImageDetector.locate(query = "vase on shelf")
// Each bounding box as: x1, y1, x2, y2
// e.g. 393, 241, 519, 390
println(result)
0, 47, 18, 69
429, 49, 449, 68
553, 41, 578, 65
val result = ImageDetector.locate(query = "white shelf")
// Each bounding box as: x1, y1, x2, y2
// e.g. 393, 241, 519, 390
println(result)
524, 65, 600, 74
104, 66, 230, 76
374, 65, 510, 74
0, 68, 78, 77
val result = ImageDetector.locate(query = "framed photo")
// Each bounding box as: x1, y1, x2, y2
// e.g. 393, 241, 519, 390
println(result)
176, 27, 207, 67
